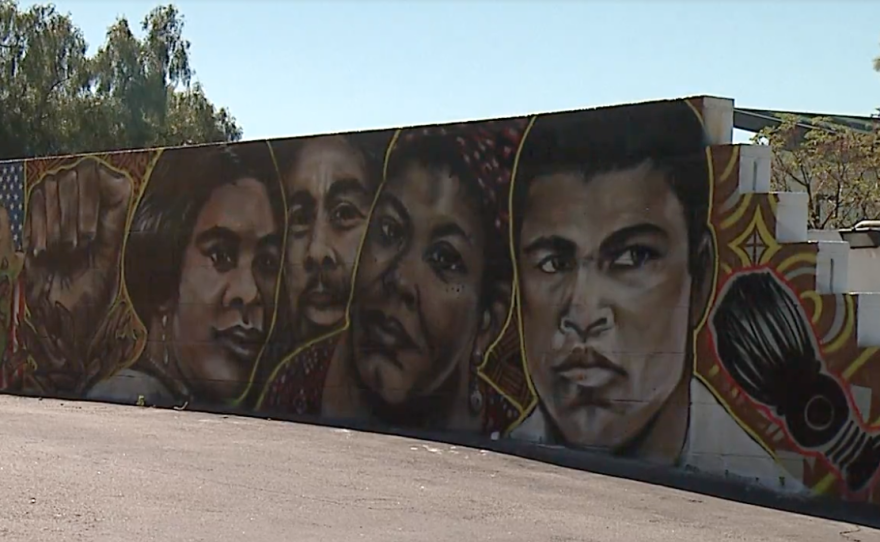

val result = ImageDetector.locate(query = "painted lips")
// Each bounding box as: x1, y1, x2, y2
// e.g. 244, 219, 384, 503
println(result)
304, 283, 344, 309
555, 348, 627, 391
213, 325, 264, 361
359, 309, 417, 366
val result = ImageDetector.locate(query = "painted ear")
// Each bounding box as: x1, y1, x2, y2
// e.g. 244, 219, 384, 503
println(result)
690, 229, 716, 329
475, 281, 513, 356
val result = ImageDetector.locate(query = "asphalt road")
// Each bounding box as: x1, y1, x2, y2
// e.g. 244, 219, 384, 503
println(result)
0, 395, 877, 542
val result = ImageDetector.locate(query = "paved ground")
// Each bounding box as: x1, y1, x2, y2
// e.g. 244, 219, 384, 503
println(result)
0, 396, 877, 542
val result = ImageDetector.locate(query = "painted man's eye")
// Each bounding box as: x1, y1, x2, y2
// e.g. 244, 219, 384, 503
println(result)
255, 250, 281, 275
331, 202, 364, 228
537, 255, 574, 274
288, 205, 312, 232
610, 246, 660, 269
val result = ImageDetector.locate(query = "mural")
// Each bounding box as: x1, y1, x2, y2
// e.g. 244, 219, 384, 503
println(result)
507, 101, 712, 467
1, 96, 879, 506
693, 142, 880, 501
711, 269, 880, 493
269, 133, 390, 349
258, 121, 530, 434
89, 142, 285, 408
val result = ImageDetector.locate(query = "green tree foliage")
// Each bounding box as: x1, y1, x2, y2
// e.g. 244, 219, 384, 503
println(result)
753, 116, 880, 230
0, 0, 241, 160
751, 48, 880, 230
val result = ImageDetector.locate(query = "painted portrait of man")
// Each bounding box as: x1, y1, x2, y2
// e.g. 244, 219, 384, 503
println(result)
509, 101, 715, 465
270, 133, 390, 347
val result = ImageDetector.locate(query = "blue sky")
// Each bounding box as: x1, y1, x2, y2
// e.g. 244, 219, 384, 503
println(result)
26, 0, 880, 145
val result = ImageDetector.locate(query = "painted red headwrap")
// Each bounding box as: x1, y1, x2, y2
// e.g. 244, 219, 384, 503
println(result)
393, 119, 528, 237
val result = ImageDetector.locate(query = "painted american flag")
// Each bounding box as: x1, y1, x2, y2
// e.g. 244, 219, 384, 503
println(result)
0, 161, 24, 251
0, 161, 26, 386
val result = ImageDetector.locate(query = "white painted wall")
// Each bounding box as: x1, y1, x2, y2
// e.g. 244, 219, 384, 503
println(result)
809, 230, 880, 293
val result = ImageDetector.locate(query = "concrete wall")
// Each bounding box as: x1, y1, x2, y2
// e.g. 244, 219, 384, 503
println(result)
809, 229, 880, 293
2, 96, 880, 506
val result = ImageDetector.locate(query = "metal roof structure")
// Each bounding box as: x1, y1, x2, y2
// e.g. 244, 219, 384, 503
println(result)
734, 107, 878, 135
734, 108, 880, 239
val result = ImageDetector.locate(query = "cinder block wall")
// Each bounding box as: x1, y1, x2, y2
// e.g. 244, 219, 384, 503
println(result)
2, 96, 878, 505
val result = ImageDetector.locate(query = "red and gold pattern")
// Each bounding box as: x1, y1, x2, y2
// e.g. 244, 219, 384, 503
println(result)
25, 149, 157, 197
694, 145, 880, 502
480, 294, 535, 429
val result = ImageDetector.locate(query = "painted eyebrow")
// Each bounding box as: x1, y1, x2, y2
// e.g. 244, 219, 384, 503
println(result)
598, 223, 669, 255
326, 178, 368, 202
195, 226, 240, 247
257, 232, 283, 251
376, 191, 411, 226
522, 235, 576, 256
431, 222, 472, 245
287, 189, 315, 209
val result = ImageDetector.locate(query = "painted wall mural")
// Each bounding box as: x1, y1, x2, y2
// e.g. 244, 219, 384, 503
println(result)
1, 96, 878, 506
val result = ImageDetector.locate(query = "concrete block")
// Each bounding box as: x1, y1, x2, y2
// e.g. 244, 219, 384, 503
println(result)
701, 97, 735, 145
857, 293, 880, 347
737, 145, 772, 194
815, 241, 850, 294
774, 192, 808, 243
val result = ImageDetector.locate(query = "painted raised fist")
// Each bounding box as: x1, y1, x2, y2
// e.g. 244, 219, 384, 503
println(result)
22, 157, 133, 385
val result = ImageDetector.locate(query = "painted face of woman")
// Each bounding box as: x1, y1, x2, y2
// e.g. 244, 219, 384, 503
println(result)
351, 162, 489, 406
172, 177, 282, 401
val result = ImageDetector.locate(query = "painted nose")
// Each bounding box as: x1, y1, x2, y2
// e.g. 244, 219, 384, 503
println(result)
560, 268, 613, 341
224, 263, 262, 326
381, 252, 419, 311
304, 222, 337, 272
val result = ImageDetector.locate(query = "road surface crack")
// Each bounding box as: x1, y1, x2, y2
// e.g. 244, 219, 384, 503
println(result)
840, 526, 862, 541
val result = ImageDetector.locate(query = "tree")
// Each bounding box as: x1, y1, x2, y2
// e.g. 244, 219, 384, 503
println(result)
0, 1, 241, 160
752, 115, 880, 230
